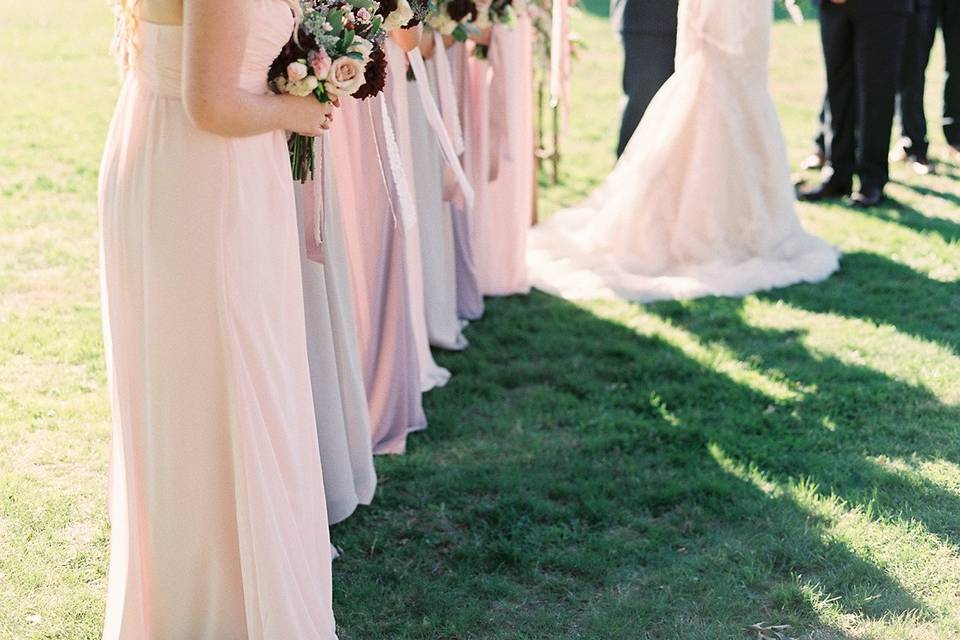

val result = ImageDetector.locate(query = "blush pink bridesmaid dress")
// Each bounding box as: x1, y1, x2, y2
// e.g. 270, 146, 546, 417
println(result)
97, 1, 338, 637
473, 16, 535, 296
328, 94, 427, 454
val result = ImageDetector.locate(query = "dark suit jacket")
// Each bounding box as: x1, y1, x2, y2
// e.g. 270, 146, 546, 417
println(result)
611, 0, 679, 34
812, 0, 915, 12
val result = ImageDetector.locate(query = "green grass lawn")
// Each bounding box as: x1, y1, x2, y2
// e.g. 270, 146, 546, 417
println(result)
2, 1, 960, 638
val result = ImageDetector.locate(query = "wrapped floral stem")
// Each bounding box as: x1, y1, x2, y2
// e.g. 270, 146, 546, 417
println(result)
269, 0, 413, 181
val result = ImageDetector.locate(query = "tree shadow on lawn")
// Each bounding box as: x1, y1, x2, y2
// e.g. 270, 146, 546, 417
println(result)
858, 191, 960, 244
762, 251, 959, 355
329, 286, 938, 639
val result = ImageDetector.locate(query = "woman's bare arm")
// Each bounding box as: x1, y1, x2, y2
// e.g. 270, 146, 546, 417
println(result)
182, 0, 332, 137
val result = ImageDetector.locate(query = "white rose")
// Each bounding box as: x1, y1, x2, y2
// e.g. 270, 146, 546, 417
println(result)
287, 60, 309, 82
288, 74, 320, 97
349, 36, 374, 62
326, 56, 367, 97
382, 0, 414, 31
427, 12, 458, 35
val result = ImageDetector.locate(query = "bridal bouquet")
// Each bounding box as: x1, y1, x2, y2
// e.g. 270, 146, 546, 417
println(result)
270, 0, 413, 180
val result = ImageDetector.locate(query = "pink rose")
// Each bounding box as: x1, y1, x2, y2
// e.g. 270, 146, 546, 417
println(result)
309, 49, 333, 80
326, 56, 367, 97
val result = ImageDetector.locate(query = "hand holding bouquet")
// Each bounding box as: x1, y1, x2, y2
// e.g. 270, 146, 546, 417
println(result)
425, 0, 480, 42
270, 0, 414, 180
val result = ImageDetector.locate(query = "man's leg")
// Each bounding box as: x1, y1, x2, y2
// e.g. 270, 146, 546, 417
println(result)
616, 32, 676, 158
821, 3, 856, 187
854, 11, 910, 192
940, 0, 960, 146
899, 0, 938, 158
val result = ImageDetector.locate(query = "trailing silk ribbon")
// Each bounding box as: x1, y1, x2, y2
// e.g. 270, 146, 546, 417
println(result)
432, 32, 465, 156
431, 33, 468, 206
302, 136, 326, 264
486, 30, 507, 182
383, 38, 420, 230
550, 3, 570, 129
406, 48, 475, 209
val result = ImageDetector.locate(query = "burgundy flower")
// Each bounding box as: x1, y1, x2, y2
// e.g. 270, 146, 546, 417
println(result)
446, 0, 478, 22
352, 47, 388, 100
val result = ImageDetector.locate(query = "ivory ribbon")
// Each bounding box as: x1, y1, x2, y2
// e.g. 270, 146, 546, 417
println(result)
302, 136, 326, 264
432, 32, 465, 156
407, 48, 475, 209
550, 1, 570, 128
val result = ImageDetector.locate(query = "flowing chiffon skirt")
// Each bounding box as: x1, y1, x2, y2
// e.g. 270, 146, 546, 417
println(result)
406, 57, 469, 351
474, 18, 535, 296
294, 135, 377, 525
449, 41, 485, 321
98, 9, 337, 638
329, 95, 427, 454
527, 0, 839, 301
384, 39, 453, 392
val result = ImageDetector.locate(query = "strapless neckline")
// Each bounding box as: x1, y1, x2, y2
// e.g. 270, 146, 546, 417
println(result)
134, 0, 294, 99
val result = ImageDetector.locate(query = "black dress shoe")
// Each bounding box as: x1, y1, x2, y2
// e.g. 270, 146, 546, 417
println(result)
849, 186, 884, 208
797, 179, 852, 202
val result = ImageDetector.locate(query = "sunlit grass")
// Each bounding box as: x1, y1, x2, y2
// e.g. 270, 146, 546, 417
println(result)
2, 0, 960, 638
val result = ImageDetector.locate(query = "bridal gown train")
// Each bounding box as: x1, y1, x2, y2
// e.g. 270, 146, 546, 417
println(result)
527, 0, 839, 302
98, 1, 337, 636
295, 136, 377, 525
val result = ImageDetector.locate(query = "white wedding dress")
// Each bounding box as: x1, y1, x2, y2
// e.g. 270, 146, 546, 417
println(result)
527, 0, 839, 302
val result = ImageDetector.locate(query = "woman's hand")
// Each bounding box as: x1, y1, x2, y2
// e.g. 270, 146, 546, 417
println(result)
469, 26, 492, 46
391, 25, 422, 52
284, 96, 338, 136
419, 28, 437, 59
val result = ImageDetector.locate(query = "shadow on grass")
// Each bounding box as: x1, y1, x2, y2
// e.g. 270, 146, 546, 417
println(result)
861, 191, 960, 244
328, 277, 948, 638
763, 252, 960, 354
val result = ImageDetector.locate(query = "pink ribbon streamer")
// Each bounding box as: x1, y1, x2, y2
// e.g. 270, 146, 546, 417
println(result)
302, 137, 326, 264
407, 48, 475, 209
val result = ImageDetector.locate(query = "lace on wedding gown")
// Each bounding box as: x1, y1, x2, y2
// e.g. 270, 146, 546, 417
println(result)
527, 0, 839, 302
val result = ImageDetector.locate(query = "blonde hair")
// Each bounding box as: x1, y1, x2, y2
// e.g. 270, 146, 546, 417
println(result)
110, 0, 302, 70
111, 0, 141, 71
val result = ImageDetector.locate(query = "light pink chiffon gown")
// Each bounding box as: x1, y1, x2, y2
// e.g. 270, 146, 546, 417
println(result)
97, 2, 337, 638
329, 94, 427, 454
473, 17, 535, 296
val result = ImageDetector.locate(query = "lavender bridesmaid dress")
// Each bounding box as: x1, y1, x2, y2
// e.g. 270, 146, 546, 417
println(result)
329, 94, 427, 454
449, 40, 485, 320
97, 2, 337, 636
294, 135, 377, 524
474, 17, 535, 296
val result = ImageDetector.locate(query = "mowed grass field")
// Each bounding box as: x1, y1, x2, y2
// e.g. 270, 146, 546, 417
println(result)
2, 1, 960, 638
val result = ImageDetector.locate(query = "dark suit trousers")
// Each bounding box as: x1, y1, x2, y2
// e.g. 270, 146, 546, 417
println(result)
617, 32, 676, 157
821, 6, 909, 189
941, 0, 960, 144
899, 1, 940, 156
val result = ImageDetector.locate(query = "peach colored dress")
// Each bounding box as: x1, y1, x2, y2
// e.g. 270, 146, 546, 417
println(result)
328, 94, 427, 454
474, 17, 535, 296
97, 2, 338, 637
